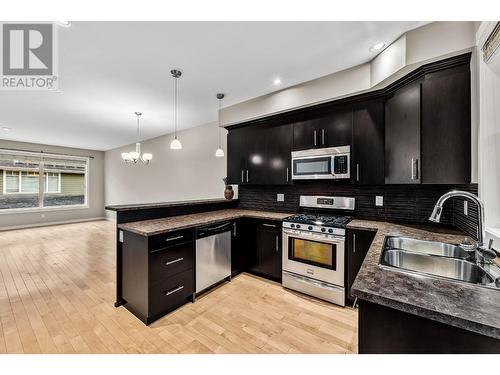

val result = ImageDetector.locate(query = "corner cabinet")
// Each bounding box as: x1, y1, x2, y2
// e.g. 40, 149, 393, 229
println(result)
385, 58, 471, 185
346, 228, 376, 303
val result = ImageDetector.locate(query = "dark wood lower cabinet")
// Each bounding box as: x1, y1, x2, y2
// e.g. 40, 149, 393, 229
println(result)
121, 229, 195, 325
346, 229, 376, 303
358, 300, 500, 353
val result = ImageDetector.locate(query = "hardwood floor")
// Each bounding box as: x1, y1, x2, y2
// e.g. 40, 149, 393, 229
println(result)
0, 220, 358, 354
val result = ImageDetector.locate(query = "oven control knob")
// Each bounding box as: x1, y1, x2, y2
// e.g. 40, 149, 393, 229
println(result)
308, 226, 313, 230
328, 229, 333, 233
290, 224, 295, 228
296, 225, 301, 229
321, 228, 326, 232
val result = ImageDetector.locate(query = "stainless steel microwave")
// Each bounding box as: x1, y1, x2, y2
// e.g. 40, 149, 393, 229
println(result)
291, 146, 350, 180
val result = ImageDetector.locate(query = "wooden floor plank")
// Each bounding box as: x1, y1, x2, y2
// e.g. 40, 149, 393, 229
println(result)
0, 220, 358, 353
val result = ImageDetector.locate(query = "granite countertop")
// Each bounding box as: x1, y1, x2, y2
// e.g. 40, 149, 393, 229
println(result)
105, 198, 237, 212
117, 209, 291, 236
350, 219, 500, 340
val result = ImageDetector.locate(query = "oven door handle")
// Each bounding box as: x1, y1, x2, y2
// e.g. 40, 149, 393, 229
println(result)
282, 229, 345, 243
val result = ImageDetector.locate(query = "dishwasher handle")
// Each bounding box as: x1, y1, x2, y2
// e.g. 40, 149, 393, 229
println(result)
196, 221, 232, 239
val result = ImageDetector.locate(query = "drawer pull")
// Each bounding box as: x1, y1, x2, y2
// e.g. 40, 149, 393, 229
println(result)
263, 223, 277, 228
165, 235, 184, 242
165, 257, 184, 266
165, 285, 184, 296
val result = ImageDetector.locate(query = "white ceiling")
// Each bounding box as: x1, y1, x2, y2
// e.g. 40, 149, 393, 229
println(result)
0, 21, 426, 151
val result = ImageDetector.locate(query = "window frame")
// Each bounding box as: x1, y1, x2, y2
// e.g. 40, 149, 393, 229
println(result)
44, 172, 61, 194
0, 149, 89, 214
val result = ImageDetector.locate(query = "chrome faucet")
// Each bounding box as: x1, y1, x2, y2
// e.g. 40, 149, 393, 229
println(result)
429, 190, 488, 249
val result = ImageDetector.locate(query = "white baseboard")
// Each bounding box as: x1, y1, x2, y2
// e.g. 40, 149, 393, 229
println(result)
0, 217, 107, 232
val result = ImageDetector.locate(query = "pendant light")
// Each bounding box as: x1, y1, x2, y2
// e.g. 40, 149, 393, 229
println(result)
170, 69, 183, 150
121, 112, 153, 164
215, 93, 225, 157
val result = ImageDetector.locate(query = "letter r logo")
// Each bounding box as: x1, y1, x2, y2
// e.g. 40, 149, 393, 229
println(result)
2, 23, 53, 75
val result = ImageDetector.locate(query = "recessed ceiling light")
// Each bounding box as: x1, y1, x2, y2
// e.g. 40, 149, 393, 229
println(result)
273, 77, 282, 85
369, 42, 386, 52
2, 126, 12, 132
56, 21, 71, 27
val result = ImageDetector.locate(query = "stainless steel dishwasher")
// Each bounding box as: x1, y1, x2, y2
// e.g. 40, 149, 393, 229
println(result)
195, 221, 232, 294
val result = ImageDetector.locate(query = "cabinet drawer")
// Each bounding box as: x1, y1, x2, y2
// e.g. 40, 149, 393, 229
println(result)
149, 269, 193, 317
150, 242, 193, 284
148, 228, 193, 251
257, 221, 281, 232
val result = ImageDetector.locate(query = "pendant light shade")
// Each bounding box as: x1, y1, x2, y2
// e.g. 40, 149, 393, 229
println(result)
121, 112, 153, 164
170, 69, 183, 150
215, 93, 225, 157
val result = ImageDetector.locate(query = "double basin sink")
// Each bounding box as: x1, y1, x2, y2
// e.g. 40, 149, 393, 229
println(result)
380, 237, 500, 289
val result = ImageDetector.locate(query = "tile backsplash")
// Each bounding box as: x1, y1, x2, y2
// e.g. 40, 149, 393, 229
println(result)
237, 183, 479, 239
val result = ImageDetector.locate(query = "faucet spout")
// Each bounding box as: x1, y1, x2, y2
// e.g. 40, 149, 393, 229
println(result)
429, 190, 485, 247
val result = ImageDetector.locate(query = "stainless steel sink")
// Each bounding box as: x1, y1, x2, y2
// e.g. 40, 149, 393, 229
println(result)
382, 249, 494, 285
380, 236, 500, 289
385, 237, 471, 259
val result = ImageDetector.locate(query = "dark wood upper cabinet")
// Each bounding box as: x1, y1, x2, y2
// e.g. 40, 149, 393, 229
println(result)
292, 109, 352, 151
245, 125, 267, 185
421, 65, 471, 184
265, 121, 292, 185
227, 126, 249, 185
385, 80, 422, 184
352, 100, 385, 185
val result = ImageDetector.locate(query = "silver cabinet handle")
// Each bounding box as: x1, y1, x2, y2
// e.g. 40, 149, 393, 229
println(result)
165, 235, 184, 242
241, 170, 244, 183
286, 167, 289, 182
321, 129, 325, 145
263, 223, 277, 228
233, 222, 237, 236
275, 235, 279, 252
165, 285, 184, 296
356, 164, 360, 182
165, 257, 184, 266
313, 130, 317, 146
246, 170, 249, 183
411, 158, 419, 180
205, 223, 229, 231
353, 233, 356, 254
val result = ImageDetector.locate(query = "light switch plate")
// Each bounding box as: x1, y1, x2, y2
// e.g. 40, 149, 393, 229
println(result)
277, 193, 284, 202
464, 200, 468, 216
375, 196, 384, 207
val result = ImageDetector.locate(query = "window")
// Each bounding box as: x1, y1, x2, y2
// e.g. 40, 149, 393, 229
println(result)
0, 150, 88, 211
45, 172, 60, 193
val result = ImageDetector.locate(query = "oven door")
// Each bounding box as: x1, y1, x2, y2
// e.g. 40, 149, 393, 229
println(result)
291, 155, 334, 180
282, 229, 345, 287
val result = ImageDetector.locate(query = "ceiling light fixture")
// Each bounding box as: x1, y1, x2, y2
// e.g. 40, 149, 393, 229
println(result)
56, 21, 71, 27
170, 69, 183, 150
369, 42, 386, 52
121, 112, 153, 164
273, 77, 282, 85
215, 93, 225, 158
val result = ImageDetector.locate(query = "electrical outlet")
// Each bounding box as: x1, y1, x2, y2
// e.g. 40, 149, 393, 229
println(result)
375, 196, 384, 207
464, 200, 468, 216
277, 193, 284, 202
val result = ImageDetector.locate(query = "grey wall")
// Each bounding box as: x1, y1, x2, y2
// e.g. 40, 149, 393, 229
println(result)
104, 121, 231, 218
0, 139, 105, 229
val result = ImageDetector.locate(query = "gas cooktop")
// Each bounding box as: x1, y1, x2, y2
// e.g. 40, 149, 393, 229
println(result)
284, 213, 351, 228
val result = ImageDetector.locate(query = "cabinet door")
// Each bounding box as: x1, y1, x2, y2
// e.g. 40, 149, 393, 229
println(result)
293, 119, 318, 150
346, 229, 375, 303
265, 122, 292, 184
421, 65, 471, 184
352, 100, 385, 184
245, 126, 267, 185
231, 220, 251, 277
319, 108, 353, 148
255, 222, 282, 282
385, 81, 421, 184
227, 127, 247, 184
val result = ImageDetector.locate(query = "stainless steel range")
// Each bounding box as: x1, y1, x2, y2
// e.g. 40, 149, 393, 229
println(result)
282, 195, 355, 306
